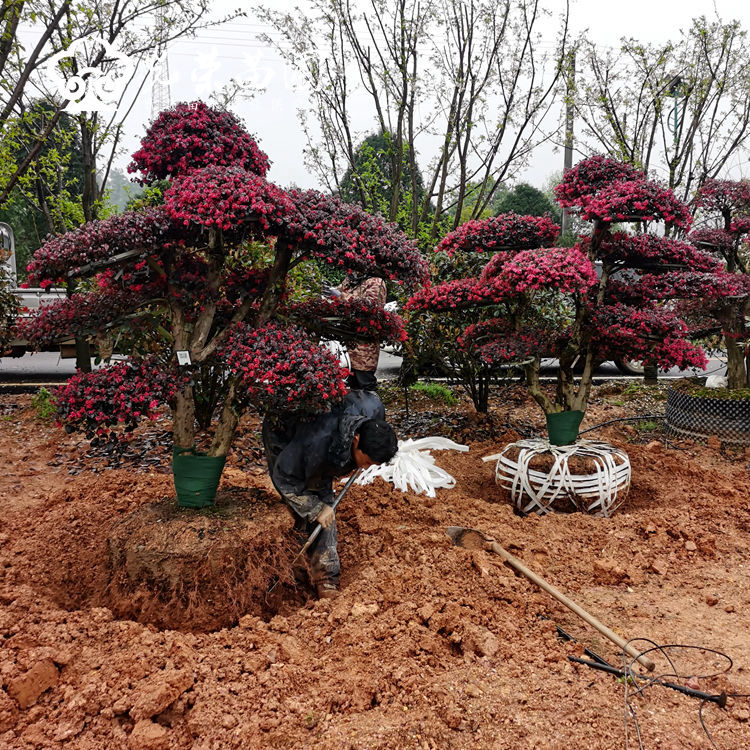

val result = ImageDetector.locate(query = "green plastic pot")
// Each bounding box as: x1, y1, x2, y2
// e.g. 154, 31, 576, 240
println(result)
172, 446, 226, 508
545, 410, 584, 446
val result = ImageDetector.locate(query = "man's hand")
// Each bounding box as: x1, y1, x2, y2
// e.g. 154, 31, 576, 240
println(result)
316, 504, 335, 529
322, 284, 342, 298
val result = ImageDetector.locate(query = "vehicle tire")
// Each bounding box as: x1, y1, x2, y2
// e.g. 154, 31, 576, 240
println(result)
613, 358, 645, 376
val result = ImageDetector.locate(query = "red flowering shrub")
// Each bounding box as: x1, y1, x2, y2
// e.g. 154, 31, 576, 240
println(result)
283, 190, 428, 289
554, 156, 641, 205
457, 319, 548, 366
410, 155, 734, 419
54, 357, 185, 438
221, 322, 349, 414
576, 179, 692, 230
20, 102, 426, 459
26, 207, 185, 288
591, 304, 707, 370
598, 233, 723, 272
435, 214, 559, 256
687, 228, 734, 251
691, 178, 750, 389
164, 166, 293, 232
128, 101, 270, 184
696, 179, 750, 216
283, 297, 407, 346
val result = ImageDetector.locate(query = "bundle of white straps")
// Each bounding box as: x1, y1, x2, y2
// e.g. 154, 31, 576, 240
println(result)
351, 436, 469, 497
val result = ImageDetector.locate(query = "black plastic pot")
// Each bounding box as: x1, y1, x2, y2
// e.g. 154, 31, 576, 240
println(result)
665, 388, 750, 447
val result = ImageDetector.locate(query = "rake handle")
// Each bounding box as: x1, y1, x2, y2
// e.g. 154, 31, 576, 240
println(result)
486, 539, 655, 672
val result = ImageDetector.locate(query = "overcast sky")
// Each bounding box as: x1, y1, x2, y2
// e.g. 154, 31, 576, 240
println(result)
22, 0, 750, 191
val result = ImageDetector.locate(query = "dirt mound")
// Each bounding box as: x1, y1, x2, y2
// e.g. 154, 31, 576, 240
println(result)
107, 489, 297, 631
1, 386, 749, 749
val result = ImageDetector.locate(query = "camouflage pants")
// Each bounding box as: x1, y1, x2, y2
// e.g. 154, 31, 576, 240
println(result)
290, 513, 340, 587
262, 421, 340, 586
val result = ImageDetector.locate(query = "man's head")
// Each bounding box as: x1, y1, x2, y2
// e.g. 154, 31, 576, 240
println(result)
352, 419, 398, 468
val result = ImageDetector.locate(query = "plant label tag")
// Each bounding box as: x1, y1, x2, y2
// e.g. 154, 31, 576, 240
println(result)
176, 350, 192, 366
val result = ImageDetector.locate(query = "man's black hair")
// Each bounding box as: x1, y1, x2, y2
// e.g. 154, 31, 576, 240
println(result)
357, 419, 398, 464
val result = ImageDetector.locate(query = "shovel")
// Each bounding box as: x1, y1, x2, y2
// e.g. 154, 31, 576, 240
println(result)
446, 526, 655, 672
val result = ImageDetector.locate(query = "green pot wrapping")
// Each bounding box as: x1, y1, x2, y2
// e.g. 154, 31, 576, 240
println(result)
172, 446, 226, 508
545, 410, 584, 446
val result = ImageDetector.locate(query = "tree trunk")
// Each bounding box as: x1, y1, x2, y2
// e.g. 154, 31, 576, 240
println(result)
173, 386, 197, 450
643, 362, 658, 385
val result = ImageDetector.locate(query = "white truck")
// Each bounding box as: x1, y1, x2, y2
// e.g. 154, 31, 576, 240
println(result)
1, 222, 68, 356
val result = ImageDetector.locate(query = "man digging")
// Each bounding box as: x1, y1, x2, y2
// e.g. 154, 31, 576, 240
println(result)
262, 390, 398, 599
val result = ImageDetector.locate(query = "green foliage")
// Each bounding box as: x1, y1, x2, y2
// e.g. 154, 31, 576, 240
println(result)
31, 387, 56, 420
0, 103, 86, 279
338, 130, 425, 219
409, 381, 457, 405
634, 420, 661, 432
493, 183, 561, 223
403, 247, 511, 413
0, 266, 20, 351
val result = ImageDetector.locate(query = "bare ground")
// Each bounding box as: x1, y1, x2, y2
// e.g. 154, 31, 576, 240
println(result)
0, 381, 749, 749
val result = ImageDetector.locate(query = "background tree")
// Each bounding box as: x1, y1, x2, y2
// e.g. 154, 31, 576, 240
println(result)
492, 183, 561, 222
259, 0, 570, 242
574, 16, 750, 204
689, 179, 750, 388
337, 130, 427, 235
403, 213, 560, 412
0, 0, 239, 209
17, 102, 427, 478
408, 156, 741, 430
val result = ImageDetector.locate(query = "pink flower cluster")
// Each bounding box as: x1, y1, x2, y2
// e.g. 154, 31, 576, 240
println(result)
220, 322, 349, 415
128, 101, 269, 184
164, 165, 294, 232
696, 178, 750, 216
577, 179, 693, 230
457, 319, 546, 366
283, 297, 407, 345
591, 303, 708, 370
406, 277, 500, 312
607, 270, 745, 304
598, 233, 723, 272
284, 190, 429, 290
26, 207, 184, 287
15, 282, 157, 346
54, 357, 184, 439
499, 247, 597, 295
435, 213, 559, 257
687, 228, 734, 251
554, 156, 641, 205
408, 247, 596, 313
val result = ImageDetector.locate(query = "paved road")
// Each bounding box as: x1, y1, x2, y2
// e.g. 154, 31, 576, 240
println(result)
0, 349, 728, 384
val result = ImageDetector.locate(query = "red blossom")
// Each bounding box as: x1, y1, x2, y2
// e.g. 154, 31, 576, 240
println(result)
220, 322, 349, 415
128, 101, 269, 184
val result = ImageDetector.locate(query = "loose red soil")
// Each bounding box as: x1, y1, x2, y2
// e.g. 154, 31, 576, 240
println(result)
1, 382, 749, 749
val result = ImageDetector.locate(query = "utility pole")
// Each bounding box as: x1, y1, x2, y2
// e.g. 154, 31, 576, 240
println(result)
151, 9, 171, 120
561, 49, 576, 238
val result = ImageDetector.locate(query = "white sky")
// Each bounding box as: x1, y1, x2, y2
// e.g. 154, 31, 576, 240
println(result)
18, 0, 750, 191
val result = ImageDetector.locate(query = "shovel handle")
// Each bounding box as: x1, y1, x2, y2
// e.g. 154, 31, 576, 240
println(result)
294, 468, 363, 562
487, 540, 655, 672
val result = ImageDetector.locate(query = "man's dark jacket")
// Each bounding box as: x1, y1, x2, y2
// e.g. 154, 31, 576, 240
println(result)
263, 391, 385, 522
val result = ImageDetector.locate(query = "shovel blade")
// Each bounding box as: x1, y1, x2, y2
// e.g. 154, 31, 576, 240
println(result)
446, 526, 494, 550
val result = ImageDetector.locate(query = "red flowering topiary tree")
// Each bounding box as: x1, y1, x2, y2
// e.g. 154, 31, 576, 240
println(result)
18, 101, 427, 499
400, 213, 560, 412
690, 179, 750, 389
408, 156, 741, 440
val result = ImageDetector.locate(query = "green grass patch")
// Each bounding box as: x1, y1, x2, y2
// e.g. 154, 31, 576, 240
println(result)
409, 381, 457, 405
31, 387, 56, 420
